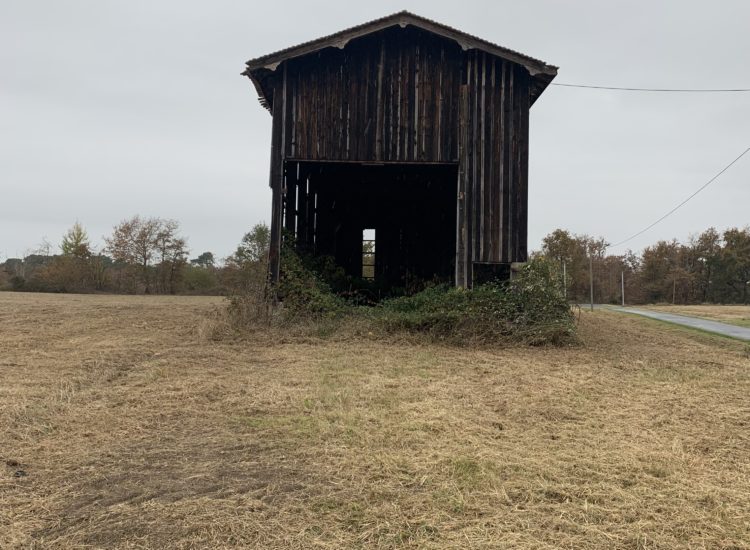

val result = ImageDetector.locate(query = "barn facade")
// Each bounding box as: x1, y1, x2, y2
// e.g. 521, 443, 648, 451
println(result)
243, 11, 557, 289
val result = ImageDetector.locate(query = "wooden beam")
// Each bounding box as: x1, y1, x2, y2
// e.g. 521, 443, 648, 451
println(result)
267, 75, 284, 285
456, 83, 469, 288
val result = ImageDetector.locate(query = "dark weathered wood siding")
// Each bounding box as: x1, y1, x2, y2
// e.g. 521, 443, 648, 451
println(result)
278, 27, 462, 163
262, 25, 533, 287
459, 50, 530, 285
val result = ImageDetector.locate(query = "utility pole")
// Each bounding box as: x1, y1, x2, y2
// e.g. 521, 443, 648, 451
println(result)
563, 260, 567, 300
589, 252, 594, 312
621, 271, 625, 307
672, 277, 676, 305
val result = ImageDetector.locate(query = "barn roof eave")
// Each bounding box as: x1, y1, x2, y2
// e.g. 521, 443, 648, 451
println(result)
242, 10, 558, 113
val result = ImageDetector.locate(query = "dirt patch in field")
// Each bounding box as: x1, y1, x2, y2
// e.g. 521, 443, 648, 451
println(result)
1, 292, 749, 548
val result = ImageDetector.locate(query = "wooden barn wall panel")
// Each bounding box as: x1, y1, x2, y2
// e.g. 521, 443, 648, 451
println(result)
461, 52, 530, 268
279, 27, 462, 163
268, 28, 532, 285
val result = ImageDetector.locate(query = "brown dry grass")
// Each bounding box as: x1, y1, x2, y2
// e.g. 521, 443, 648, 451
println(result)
642, 304, 750, 328
1, 292, 749, 549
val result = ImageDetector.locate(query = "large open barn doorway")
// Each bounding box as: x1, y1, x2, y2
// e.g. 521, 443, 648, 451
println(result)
282, 161, 458, 290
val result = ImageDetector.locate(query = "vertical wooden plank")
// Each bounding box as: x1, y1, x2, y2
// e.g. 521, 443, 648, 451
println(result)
395, 44, 402, 161
466, 52, 476, 285
471, 51, 480, 269
386, 41, 396, 161
308, 173, 317, 250
435, 44, 444, 162
497, 60, 505, 262
420, 41, 426, 161
375, 35, 385, 161
516, 67, 530, 262
284, 163, 296, 236
290, 69, 297, 158
424, 40, 433, 161
297, 164, 308, 247
358, 47, 367, 159
317, 57, 323, 159
403, 40, 410, 161
366, 42, 376, 159
329, 59, 334, 160
345, 56, 351, 160
299, 63, 307, 159
407, 42, 416, 161
350, 50, 360, 160
490, 58, 500, 262
409, 40, 416, 161
338, 56, 343, 160
420, 41, 429, 161
505, 64, 515, 262
482, 55, 493, 262
313, 173, 328, 256
268, 74, 285, 285
297, 70, 303, 158
281, 63, 293, 242
451, 48, 460, 161
456, 83, 469, 288
500, 61, 511, 263
322, 59, 329, 160
366, 45, 372, 159
479, 52, 486, 262
333, 57, 340, 160
310, 62, 317, 159
446, 50, 455, 161
282, 63, 293, 159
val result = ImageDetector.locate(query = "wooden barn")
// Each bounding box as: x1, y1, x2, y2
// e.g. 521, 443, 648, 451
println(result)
242, 11, 557, 289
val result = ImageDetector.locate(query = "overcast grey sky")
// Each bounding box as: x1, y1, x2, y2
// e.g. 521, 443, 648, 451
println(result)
2, 1, 748, 261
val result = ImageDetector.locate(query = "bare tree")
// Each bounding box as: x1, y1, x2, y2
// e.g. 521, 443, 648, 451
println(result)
154, 219, 188, 294
35, 237, 53, 257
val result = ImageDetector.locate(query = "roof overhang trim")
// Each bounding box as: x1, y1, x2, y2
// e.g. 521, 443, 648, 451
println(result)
243, 11, 558, 112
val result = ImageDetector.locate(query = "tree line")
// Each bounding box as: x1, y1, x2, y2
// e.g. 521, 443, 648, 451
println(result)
3, 218, 749, 303
0, 217, 270, 295
540, 227, 750, 304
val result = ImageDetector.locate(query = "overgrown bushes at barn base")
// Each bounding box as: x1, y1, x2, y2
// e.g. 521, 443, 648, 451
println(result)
373, 260, 576, 345
227, 245, 576, 345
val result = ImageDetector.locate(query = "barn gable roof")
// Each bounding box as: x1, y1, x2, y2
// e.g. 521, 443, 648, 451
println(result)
243, 11, 558, 110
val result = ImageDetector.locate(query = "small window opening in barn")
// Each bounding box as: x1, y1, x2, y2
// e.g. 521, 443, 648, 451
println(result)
362, 229, 376, 280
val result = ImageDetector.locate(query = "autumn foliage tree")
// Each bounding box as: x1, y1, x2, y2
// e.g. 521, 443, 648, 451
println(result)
105, 216, 187, 294
222, 223, 271, 321
541, 226, 750, 305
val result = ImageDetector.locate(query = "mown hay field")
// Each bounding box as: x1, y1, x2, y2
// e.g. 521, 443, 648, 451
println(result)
1, 292, 749, 549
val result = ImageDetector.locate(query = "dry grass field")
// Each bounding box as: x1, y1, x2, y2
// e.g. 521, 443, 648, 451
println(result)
1, 293, 749, 549
642, 304, 750, 328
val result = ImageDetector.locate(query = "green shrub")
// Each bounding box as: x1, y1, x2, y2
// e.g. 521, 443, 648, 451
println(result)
226, 243, 575, 346
373, 259, 575, 345
277, 245, 346, 319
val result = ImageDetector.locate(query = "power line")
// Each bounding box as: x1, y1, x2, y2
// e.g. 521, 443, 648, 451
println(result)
551, 82, 750, 92
608, 147, 750, 249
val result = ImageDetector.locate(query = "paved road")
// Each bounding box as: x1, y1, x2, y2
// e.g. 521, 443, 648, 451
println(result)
605, 306, 750, 341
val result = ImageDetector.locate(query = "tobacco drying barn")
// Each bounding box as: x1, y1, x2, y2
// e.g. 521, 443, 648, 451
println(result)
243, 11, 557, 289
